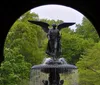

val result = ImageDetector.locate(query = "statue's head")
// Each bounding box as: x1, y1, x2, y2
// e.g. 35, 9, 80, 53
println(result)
52, 24, 56, 29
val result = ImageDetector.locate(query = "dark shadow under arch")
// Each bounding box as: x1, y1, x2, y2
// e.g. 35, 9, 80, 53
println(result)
0, 0, 99, 64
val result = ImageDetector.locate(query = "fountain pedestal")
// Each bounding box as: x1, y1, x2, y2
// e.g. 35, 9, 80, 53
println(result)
30, 58, 77, 85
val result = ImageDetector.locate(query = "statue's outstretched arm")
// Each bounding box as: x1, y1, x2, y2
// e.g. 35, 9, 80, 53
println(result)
28, 20, 49, 33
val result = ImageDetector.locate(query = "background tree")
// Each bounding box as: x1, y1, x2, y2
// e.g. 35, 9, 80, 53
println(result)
76, 42, 100, 85
0, 47, 31, 85
61, 28, 95, 64
75, 17, 99, 42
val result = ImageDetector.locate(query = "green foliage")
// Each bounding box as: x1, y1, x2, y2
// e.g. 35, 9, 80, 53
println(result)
61, 29, 95, 64
76, 17, 99, 42
1, 11, 46, 85
76, 42, 100, 85
5, 12, 46, 64
0, 47, 31, 85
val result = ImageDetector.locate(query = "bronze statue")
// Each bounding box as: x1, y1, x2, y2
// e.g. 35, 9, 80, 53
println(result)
29, 20, 77, 85
28, 20, 75, 59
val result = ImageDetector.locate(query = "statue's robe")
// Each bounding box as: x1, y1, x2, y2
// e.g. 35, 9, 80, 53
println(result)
46, 28, 61, 57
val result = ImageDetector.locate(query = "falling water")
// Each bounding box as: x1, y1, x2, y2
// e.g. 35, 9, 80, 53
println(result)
30, 69, 78, 85
61, 69, 79, 85
71, 69, 79, 85
30, 69, 49, 85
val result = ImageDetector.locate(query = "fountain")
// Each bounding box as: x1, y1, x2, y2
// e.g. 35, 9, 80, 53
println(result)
28, 20, 77, 85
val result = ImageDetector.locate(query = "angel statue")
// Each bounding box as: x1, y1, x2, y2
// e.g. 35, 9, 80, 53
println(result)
28, 20, 75, 59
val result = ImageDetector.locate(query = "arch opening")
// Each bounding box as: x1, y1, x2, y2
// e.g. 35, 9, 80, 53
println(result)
1, 4, 100, 85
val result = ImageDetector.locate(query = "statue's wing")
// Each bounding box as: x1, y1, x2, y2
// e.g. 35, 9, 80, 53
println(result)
28, 20, 49, 33
57, 22, 75, 31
